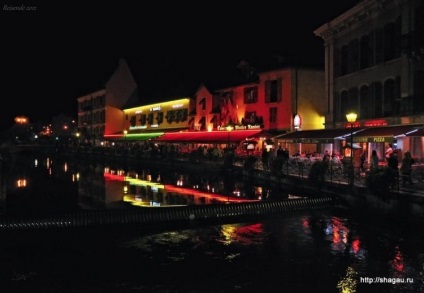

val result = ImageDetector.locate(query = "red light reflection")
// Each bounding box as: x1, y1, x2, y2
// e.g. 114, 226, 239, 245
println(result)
391, 246, 404, 272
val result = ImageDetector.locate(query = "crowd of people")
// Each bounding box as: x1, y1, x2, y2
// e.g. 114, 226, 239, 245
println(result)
367, 144, 416, 188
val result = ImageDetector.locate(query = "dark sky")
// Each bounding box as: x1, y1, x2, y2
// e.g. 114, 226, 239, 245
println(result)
1, 1, 360, 131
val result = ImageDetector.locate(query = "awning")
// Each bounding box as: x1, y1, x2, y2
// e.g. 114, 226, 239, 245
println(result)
274, 128, 363, 144
104, 132, 164, 141
351, 124, 422, 143
153, 130, 262, 143
404, 127, 424, 137
249, 129, 289, 139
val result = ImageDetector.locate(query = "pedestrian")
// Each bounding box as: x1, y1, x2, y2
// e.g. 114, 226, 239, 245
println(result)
360, 152, 366, 176
385, 143, 393, 162
400, 151, 414, 187
388, 152, 398, 171
370, 150, 379, 171
387, 152, 399, 188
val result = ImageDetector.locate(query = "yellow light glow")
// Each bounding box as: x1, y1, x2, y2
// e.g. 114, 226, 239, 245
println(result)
17, 179, 27, 188
337, 267, 358, 293
346, 113, 357, 123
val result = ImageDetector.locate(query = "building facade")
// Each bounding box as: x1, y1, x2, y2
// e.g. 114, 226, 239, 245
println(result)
77, 58, 139, 146
314, 0, 424, 160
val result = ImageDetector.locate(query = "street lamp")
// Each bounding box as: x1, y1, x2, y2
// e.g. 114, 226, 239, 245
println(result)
346, 112, 357, 186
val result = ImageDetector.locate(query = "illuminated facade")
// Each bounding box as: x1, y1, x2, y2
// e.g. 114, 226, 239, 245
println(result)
100, 66, 325, 146
123, 98, 192, 133
194, 67, 326, 133
77, 58, 139, 146
314, 0, 424, 159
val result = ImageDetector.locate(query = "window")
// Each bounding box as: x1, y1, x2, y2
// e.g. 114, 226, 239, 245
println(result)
348, 39, 359, 73
383, 79, 398, 116
130, 116, 136, 127
244, 86, 258, 104
166, 110, 176, 123
341, 45, 349, 76
265, 79, 282, 103
360, 85, 372, 119
360, 35, 373, 69
413, 71, 424, 114
372, 82, 383, 117
147, 113, 154, 124
245, 111, 257, 124
199, 98, 206, 110
269, 107, 277, 123
156, 112, 163, 124
384, 19, 401, 61
375, 28, 384, 64
139, 114, 146, 125
348, 87, 359, 114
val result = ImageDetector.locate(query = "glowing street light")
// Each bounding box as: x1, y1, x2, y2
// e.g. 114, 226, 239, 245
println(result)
346, 112, 357, 187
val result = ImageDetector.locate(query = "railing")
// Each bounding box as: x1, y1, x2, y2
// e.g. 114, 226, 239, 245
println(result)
0, 197, 335, 231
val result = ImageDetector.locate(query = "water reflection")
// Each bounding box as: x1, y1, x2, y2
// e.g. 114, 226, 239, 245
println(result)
0, 154, 290, 216
2, 153, 424, 292
116, 211, 424, 293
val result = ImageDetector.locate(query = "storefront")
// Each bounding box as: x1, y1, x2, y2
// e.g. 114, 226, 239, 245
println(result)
152, 129, 263, 154
405, 127, 424, 161
348, 124, 423, 163
274, 128, 364, 157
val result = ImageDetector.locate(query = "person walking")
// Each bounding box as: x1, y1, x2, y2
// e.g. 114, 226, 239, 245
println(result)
370, 150, 379, 171
360, 152, 366, 176
400, 151, 414, 187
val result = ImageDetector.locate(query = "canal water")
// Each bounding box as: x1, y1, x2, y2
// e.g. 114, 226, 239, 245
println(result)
0, 152, 423, 292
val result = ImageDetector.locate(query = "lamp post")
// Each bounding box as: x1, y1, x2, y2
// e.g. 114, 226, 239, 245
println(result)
346, 112, 357, 186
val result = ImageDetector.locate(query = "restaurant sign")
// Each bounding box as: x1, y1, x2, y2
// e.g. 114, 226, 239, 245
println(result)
217, 124, 261, 131
353, 136, 393, 143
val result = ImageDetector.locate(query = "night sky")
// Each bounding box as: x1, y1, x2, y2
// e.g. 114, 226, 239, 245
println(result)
1, 1, 360, 131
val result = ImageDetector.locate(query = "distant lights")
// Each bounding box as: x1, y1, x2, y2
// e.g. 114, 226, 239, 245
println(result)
14, 116, 28, 124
